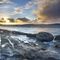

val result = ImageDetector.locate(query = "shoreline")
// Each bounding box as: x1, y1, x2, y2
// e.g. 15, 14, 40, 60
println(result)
0, 29, 36, 38
0, 29, 60, 60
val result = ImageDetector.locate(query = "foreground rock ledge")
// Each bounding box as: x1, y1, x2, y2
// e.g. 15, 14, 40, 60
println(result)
0, 34, 60, 60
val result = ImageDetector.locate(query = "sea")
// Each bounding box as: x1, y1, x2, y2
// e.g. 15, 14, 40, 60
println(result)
0, 25, 60, 36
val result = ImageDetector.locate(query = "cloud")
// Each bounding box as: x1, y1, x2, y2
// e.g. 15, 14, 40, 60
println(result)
0, 12, 11, 19
0, 0, 14, 4
12, 0, 42, 15
38, 0, 60, 19
0, 5, 10, 9
0, 17, 30, 24
32, 0, 60, 23
16, 17, 30, 22
7, 18, 15, 22
12, 7, 22, 15
1, 18, 4, 20
0, 18, 6, 23
31, 9, 38, 17
30, 19, 38, 24
25, 0, 43, 9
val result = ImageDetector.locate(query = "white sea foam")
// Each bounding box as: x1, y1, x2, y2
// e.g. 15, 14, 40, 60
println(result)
44, 41, 54, 45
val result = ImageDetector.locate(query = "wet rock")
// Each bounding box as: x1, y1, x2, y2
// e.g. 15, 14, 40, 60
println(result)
24, 53, 31, 60
29, 42, 36, 47
20, 41, 24, 43
24, 43, 31, 46
35, 42, 50, 50
7, 58, 13, 60
16, 58, 23, 60
23, 59, 28, 60
1, 32, 60, 60
13, 54, 26, 59
54, 35, 60, 40
48, 57, 57, 60
1, 37, 9, 44
36, 32, 54, 42
36, 56, 42, 59
27, 34, 36, 38
29, 56, 37, 60
53, 35, 60, 48
54, 41, 60, 48
40, 48, 46, 51
9, 38, 20, 45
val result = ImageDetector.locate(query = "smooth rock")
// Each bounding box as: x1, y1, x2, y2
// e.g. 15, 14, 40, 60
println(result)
53, 41, 60, 48
54, 35, 60, 40
53, 35, 60, 48
36, 32, 54, 42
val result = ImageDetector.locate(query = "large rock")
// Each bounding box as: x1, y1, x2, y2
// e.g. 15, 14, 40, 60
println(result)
36, 32, 54, 42
53, 35, 60, 48
54, 35, 60, 40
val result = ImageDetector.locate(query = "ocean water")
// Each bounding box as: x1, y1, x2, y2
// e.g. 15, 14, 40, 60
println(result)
0, 25, 60, 36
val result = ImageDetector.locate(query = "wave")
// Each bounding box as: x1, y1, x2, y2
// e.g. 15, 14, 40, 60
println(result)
0, 29, 36, 38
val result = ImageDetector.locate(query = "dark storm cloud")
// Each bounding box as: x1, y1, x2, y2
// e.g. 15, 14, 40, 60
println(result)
1, 18, 4, 20
0, 18, 6, 23
31, 0, 60, 23
37, 0, 60, 20
7, 18, 15, 22
16, 17, 30, 22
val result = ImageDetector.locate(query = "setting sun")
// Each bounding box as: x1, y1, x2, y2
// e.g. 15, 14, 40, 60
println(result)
4, 18, 10, 23
6, 20, 10, 23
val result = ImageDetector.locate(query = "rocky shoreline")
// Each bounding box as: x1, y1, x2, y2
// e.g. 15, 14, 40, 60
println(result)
0, 29, 60, 60
0, 29, 36, 38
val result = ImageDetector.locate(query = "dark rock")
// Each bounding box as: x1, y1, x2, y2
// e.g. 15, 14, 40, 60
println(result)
24, 53, 31, 59
36, 32, 54, 42
1, 30, 60, 60
24, 43, 30, 46
30, 42, 36, 46
1, 37, 9, 44
23, 59, 28, 60
29, 49, 37, 53
48, 57, 57, 60
54, 35, 60, 40
0, 29, 36, 38
40, 48, 46, 51
13, 54, 25, 59
29, 56, 37, 60
53, 35, 60, 48
53, 41, 60, 48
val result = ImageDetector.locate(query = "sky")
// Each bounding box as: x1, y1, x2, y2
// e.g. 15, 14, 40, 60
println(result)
0, 0, 60, 25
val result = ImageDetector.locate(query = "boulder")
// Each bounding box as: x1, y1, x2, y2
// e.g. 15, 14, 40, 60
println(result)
54, 35, 60, 40
53, 35, 60, 48
36, 32, 54, 42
